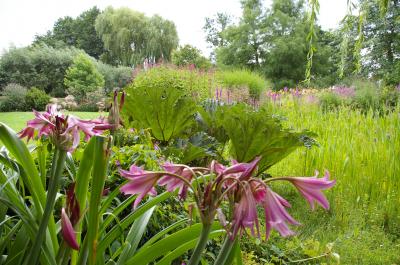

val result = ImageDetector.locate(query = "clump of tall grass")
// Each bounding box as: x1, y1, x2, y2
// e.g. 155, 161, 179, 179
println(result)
265, 100, 400, 264
216, 69, 268, 99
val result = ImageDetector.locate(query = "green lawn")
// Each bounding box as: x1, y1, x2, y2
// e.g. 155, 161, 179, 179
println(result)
0, 111, 101, 132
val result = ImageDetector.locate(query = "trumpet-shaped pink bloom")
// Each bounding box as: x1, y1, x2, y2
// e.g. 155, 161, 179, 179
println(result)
119, 165, 162, 208
19, 104, 110, 151
285, 170, 336, 210
158, 163, 194, 199
262, 186, 300, 239
231, 184, 260, 238
61, 208, 79, 250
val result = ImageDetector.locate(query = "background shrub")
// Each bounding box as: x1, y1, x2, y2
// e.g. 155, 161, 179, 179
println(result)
0, 45, 82, 96
171, 44, 212, 70
131, 65, 215, 100
25, 87, 50, 111
95, 61, 133, 93
319, 91, 342, 111
0, 83, 28, 111
64, 53, 105, 102
216, 69, 267, 99
351, 82, 380, 113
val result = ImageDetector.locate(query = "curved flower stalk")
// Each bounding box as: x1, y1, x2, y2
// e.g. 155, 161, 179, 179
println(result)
119, 158, 336, 265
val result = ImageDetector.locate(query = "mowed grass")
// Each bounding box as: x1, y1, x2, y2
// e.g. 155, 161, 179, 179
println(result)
0, 111, 102, 132
267, 99, 400, 264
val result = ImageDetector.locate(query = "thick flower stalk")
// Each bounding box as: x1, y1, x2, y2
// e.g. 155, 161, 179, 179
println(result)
20, 105, 111, 265
119, 157, 335, 265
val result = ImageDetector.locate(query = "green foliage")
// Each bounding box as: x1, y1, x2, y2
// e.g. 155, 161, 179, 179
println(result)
0, 83, 28, 111
209, 0, 337, 89
64, 53, 105, 102
25, 87, 50, 111
352, 85, 380, 113
215, 104, 313, 173
319, 92, 342, 112
172, 45, 212, 70
130, 65, 214, 100
95, 62, 132, 93
34, 7, 105, 59
0, 45, 82, 96
217, 69, 267, 99
124, 78, 198, 142
95, 7, 178, 66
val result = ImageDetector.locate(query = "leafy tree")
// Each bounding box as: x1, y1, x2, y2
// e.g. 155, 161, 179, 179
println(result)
172, 45, 212, 69
64, 53, 105, 101
95, 7, 178, 66
34, 7, 105, 59
361, 0, 400, 83
216, 0, 267, 70
146, 15, 179, 62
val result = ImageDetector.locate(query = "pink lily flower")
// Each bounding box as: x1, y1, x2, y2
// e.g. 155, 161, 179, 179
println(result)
61, 208, 79, 250
262, 186, 300, 239
19, 104, 110, 151
231, 183, 260, 238
159, 163, 194, 199
285, 170, 336, 210
119, 165, 162, 208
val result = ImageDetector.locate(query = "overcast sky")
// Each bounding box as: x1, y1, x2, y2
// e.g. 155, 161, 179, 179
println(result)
0, 0, 348, 56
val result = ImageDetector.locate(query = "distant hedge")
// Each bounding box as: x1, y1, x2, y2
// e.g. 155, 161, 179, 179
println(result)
0, 45, 133, 96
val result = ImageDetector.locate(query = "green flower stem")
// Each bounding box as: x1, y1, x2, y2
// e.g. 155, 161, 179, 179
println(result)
188, 223, 213, 265
26, 148, 67, 265
213, 236, 235, 265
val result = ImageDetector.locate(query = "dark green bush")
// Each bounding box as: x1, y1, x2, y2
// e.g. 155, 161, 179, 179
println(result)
25, 87, 50, 111
0, 45, 82, 96
0, 83, 28, 111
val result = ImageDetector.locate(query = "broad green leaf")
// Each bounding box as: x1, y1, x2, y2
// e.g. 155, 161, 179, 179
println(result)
155, 229, 225, 265
97, 192, 173, 254
125, 222, 222, 265
116, 207, 155, 265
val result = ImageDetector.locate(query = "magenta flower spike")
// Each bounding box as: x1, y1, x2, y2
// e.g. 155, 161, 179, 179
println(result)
119, 165, 162, 208
262, 186, 300, 239
61, 208, 79, 250
285, 170, 336, 210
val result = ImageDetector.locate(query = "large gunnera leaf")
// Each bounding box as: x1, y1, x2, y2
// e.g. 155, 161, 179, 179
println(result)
216, 104, 316, 173
124, 85, 197, 142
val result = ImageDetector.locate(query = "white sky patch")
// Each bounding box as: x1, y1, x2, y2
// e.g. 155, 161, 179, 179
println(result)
0, 0, 347, 56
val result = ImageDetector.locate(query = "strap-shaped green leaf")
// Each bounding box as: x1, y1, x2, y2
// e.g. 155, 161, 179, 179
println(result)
125, 222, 222, 265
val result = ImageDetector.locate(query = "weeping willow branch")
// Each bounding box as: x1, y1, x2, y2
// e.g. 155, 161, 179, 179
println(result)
304, 0, 320, 86
338, 0, 356, 79
353, 1, 369, 74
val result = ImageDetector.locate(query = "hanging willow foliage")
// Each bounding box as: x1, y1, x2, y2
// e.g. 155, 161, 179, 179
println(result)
304, 0, 320, 86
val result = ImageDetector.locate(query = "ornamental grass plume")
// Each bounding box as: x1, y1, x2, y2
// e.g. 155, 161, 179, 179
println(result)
119, 157, 335, 265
